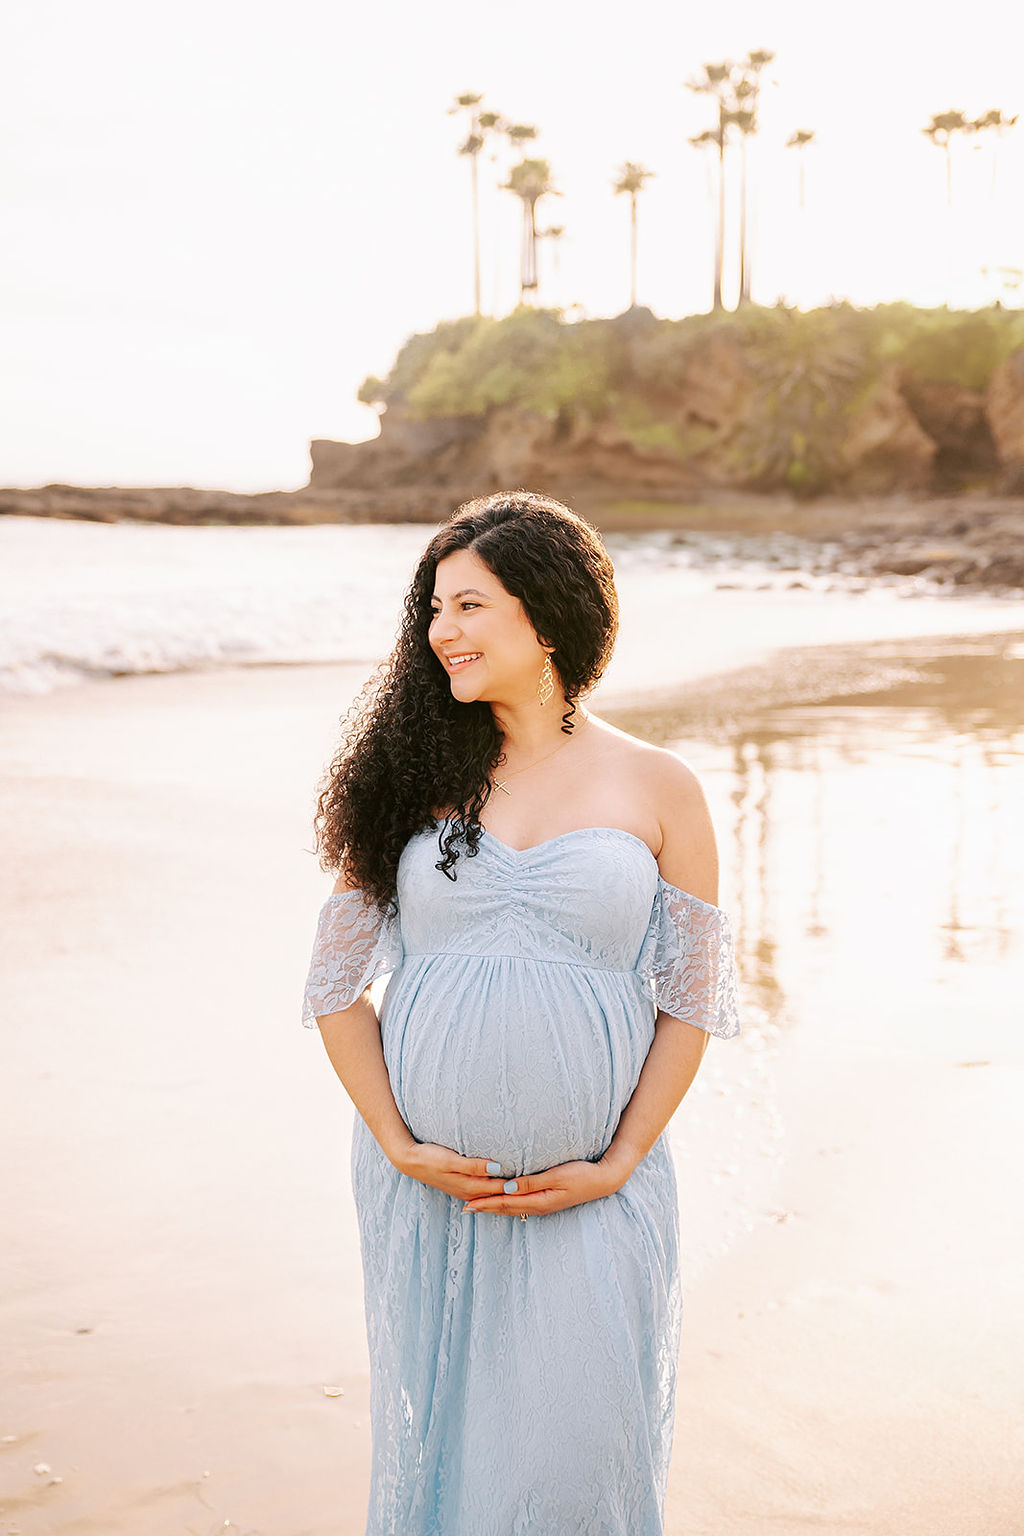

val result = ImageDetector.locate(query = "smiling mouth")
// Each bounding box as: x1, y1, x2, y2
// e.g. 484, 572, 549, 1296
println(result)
445, 653, 482, 672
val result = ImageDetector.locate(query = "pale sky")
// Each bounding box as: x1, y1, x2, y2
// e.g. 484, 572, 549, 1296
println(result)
3, 0, 1023, 490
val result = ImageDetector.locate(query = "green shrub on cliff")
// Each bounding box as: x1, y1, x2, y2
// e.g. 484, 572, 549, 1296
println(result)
869, 303, 1024, 389
362, 308, 616, 420
359, 301, 1023, 494
732, 306, 874, 496
359, 316, 481, 411
366, 303, 1022, 415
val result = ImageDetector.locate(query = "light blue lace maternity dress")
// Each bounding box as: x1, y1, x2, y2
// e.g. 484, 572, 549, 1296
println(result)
303, 823, 740, 1536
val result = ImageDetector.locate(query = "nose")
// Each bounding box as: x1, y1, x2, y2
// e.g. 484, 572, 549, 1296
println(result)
429, 606, 460, 646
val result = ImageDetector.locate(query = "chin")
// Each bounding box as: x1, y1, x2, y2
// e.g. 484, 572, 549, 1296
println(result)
447, 666, 492, 705
448, 675, 480, 703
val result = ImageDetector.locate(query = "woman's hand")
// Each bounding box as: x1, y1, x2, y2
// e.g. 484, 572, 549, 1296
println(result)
392, 1140, 511, 1203
461, 1152, 631, 1218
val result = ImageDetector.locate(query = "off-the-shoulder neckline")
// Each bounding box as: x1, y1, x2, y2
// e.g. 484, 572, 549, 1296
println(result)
477, 825, 724, 913
480, 822, 654, 859
323, 824, 725, 916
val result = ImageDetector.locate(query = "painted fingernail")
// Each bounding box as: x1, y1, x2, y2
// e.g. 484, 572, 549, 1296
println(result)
503, 1179, 519, 1194
486, 1161, 501, 1176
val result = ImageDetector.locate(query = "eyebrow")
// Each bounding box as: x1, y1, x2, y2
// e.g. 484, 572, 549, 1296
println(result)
431, 587, 490, 601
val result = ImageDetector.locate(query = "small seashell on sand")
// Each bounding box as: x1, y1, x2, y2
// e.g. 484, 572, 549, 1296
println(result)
322, 1384, 345, 1397
33, 1463, 51, 1475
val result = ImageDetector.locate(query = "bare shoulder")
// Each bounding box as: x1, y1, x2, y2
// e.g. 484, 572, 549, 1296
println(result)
585, 714, 706, 800
584, 713, 676, 769
587, 717, 719, 903
649, 747, 719, 904
330, 868, 362, 895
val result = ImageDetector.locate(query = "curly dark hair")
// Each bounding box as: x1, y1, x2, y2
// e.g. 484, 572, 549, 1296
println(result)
313, 490, 619, 912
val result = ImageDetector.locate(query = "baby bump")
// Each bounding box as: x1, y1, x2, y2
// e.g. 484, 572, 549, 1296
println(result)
380, 954, 654, 1176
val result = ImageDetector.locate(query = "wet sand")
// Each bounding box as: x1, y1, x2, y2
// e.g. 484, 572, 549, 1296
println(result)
1, 621, 1023, 1534
641, 640, 1024, 1535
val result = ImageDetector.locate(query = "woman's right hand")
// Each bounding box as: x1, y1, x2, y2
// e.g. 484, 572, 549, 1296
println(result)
392, 1140, 509, 1201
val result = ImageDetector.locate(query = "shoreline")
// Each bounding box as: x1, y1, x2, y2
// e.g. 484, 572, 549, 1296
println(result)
1, 486, 1023, 597
2, 509, 1023, 702
1, 620, 1021, 1534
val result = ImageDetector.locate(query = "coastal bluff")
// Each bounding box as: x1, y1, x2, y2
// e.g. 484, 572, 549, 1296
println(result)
309, 306, 1024, 503
3, 306, 1023, 593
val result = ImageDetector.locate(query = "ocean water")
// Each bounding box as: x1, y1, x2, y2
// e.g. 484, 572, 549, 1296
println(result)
3, 514, 1016, 697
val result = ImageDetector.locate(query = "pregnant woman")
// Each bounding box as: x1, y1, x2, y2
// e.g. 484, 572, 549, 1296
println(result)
303, 490, 740, 1536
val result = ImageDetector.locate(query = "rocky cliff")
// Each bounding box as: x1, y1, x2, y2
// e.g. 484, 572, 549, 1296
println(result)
4, 306, 1023, 593
311, 305, 1024, 503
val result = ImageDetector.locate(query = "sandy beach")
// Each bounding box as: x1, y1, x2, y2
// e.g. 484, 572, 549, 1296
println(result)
2, 591, 1023, 1533
6, 2, 1024, 1525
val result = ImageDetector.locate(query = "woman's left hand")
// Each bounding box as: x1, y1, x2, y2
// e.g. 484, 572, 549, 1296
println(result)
461, 1152, 631, 1218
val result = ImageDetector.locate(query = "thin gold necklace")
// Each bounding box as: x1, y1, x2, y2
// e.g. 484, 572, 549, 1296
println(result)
490, 721, 585, 797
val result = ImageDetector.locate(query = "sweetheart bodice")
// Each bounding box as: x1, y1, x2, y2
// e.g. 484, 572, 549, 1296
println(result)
303, 822, 740, 1039
398, 823, 665, 973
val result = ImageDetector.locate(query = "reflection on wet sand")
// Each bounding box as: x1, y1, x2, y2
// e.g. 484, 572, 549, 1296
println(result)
611, 631, 1024, 1040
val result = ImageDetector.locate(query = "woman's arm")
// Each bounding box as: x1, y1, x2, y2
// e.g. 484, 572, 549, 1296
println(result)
309, 872, 419, 1165
312, 870, 511, 1204
316, 994, 511, 1200
598, 1012, 709, 1186
463, 752, 719, 1216
600, 751, 717, 1183
314, 992, 417, 1167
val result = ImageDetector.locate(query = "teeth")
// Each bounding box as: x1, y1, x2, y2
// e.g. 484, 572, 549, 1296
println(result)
449, 653, 481, 667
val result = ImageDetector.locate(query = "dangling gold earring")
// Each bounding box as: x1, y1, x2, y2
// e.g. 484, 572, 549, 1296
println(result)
538, 653, 555, 707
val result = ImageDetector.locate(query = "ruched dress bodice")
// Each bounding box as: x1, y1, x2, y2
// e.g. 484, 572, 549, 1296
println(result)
303, 823, 740, 1536
389, 826, 671, 1176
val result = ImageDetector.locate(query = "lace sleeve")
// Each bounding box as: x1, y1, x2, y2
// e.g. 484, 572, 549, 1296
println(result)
638, 877, 741, 1039
301, 889, 403, 1027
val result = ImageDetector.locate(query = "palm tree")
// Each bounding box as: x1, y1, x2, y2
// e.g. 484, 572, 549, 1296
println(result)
537, 224, 565, 305
786, 129, 816, 209
969, 108, 1019, 197
733, 49, 774, 305
968, 109, 1018, 303
686, 62, 733, 310
728, 103, 757, 305
503, 158, 557, 301
612, 162, 655, 309
449, 92, 502, 315
505, 123, 538, 153
922, 109, 970, 205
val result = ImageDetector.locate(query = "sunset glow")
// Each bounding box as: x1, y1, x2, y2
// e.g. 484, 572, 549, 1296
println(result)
3, 0, 1022, 488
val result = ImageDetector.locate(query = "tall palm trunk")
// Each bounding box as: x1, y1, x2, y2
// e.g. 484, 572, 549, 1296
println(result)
714, 123, 725, 311
738, 135, 749, 305
521, 200, 538, 299
504, 157, 555, 305
471, 151, 481, 315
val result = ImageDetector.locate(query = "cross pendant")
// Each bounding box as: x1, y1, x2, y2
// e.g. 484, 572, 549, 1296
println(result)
493, 779, 512, 796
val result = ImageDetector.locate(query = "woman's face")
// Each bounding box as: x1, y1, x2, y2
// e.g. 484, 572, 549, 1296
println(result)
428, 548, 551, 706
